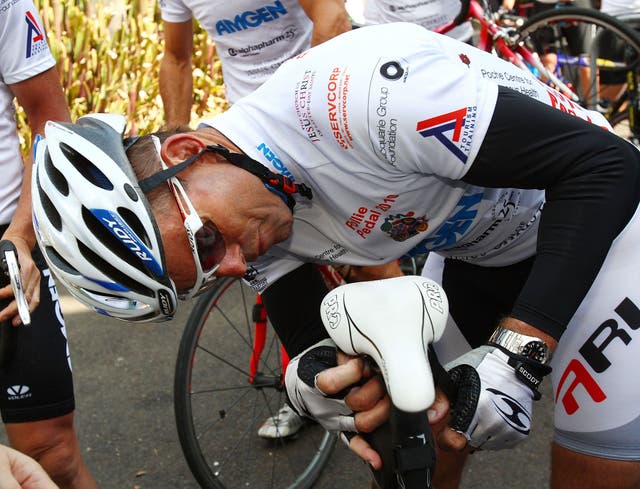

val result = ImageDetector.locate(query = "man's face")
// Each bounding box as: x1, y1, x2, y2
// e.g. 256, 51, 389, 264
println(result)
156, 161, 295, 296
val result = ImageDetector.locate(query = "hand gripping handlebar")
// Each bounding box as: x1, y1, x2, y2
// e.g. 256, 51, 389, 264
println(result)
320, 275, 449, 488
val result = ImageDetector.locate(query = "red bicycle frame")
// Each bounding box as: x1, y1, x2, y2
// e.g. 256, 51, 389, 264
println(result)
433, 0, 578, 99
248, 264, 346, 386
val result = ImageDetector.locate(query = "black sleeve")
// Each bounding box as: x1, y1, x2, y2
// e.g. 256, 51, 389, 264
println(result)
261, 263, 330, 357
462, 86, 640, 340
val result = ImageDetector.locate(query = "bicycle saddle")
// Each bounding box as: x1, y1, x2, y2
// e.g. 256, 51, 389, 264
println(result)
320, 275, 449, 412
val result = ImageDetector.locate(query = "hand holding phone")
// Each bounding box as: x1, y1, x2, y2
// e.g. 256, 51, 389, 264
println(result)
0, 240, 31, 369
0, 240, 31, 326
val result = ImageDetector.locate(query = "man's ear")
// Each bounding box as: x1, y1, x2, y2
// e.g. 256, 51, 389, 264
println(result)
161, 133, 207, 166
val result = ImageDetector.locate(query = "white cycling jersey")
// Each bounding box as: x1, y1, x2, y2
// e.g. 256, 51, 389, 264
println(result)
198, 22, 639, 460
158, 0, 313, 103
363, 0, 474, 41
0, 0, 53, 226
600, 0, 640, 16
201, 22, 609, 292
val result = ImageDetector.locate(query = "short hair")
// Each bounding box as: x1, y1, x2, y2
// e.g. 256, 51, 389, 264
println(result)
125, 128, 189, 216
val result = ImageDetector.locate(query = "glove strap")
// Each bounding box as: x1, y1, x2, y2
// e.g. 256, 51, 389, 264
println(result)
489, 344, 552, 400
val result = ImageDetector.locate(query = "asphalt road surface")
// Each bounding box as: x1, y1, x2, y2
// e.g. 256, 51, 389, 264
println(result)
1, 285, 553, 488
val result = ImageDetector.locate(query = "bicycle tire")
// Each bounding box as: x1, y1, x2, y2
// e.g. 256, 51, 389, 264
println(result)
513, 6, 640, 144
608, 109, 640, 147
174, 277, 337, 489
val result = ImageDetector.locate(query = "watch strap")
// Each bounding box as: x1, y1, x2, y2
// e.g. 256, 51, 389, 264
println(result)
489, 344, 552, 400
488, 326, 552, 365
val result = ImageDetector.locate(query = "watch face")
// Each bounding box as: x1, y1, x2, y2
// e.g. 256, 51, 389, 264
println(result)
521, 341, 549, 364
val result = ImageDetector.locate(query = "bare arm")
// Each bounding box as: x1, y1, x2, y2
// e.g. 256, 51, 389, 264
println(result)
3, 66, 70, 324
159, 19, 194, 128
8, 67, 69, 250
298, 0, 352, 46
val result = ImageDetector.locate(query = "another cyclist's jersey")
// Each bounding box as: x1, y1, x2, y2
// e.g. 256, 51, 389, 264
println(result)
0, 0, 53, 226
201, 22, 610, 292
158, 0, 313, 103
363, 0, 474, 41
600, 0, 640, 16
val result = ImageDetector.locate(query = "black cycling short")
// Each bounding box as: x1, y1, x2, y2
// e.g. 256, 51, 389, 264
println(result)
441, 256, 535, 346
0, 229, 75, 423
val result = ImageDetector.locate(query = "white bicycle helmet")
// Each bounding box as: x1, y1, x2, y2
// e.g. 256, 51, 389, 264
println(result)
31, 113, 177, 322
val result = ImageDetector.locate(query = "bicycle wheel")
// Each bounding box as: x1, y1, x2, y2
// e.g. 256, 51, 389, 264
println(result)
514, 7, 640, 142
608, 105, 640, 147
174, 277, 337, 489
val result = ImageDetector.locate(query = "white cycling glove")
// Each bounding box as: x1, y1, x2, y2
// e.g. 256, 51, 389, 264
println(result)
284, 338, 357, 433
445, 345, 551, 450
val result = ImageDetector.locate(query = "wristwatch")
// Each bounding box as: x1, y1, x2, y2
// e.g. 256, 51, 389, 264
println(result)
487, 326, 552, 366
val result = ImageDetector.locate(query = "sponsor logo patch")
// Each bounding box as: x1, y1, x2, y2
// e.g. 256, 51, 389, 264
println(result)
416, 106, 477, 163
25, 10, 48, 58
380, 212, 429, 242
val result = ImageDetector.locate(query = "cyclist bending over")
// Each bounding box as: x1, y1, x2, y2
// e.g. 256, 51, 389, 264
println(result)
32, 23, 640, 489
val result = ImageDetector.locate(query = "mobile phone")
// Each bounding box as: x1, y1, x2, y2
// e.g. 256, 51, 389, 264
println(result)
0, 240, 30, 369
0, 240, 30, 326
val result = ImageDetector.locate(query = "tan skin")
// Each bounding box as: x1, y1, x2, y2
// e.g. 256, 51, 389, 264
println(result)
159, 128, 640, 489
298, 0, 352, 46
5, 68, 98, 489
0, 443, 58, 489
159, 129, 294, 290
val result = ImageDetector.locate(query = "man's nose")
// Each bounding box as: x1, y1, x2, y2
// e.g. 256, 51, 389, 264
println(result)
215, 244, 247, 277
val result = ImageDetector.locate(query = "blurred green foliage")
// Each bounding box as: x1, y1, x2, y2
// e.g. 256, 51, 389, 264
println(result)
16, 0, 228, 151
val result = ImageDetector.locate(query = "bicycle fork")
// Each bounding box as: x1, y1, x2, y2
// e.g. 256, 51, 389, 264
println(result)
249, 294, 289, 388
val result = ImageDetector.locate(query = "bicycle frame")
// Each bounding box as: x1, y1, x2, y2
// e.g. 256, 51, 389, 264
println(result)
249, 294, 290, 386
248, 264, 345, 389
434, 0, 580, 100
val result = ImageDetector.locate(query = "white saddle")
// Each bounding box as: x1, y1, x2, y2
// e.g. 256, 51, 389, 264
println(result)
320, 275, 449, 412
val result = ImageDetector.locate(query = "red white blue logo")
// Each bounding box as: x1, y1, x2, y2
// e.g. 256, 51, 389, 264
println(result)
25, 11, 46, 58
416, 107, 476, 163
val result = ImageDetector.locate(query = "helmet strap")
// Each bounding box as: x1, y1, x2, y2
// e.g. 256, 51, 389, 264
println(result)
139, 144, 312, 211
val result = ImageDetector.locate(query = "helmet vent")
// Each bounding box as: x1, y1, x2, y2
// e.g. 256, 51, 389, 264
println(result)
44, 246, 80, 275
76, 239, 154, 297
44, 151, 69, 196
35, 175, 63, 232
118, 207, 152, 248
60, 142, 114, 190
124, 183, 139, 202
81, 206, 158, 279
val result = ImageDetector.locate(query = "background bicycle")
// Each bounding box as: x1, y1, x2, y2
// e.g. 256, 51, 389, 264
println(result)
435, 0, 640, 146
514, 6, 640, 146
174, 275, 338, 489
